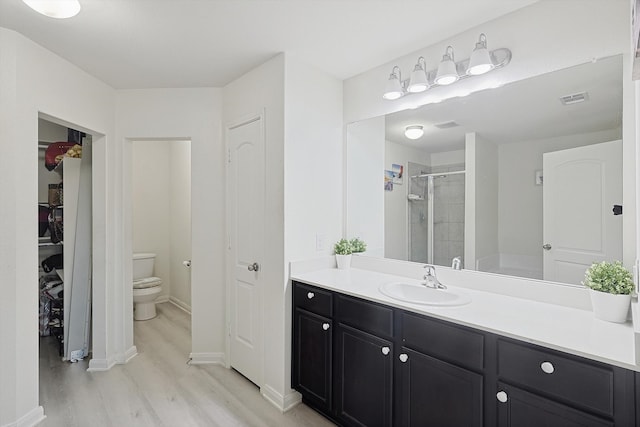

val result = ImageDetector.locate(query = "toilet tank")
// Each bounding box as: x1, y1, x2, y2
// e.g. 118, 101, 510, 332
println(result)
133, 253, 156, 280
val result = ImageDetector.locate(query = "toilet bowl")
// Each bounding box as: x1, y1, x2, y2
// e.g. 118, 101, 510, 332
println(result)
132, 253, 162, 321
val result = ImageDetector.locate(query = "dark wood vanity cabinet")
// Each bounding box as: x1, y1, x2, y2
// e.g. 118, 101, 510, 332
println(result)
292, 283, 333, 413
291, 281, 638, 426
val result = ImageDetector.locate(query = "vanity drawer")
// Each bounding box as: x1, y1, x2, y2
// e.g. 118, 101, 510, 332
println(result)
335, 294, 394, 339
401, 312, 484, 371
293, 282, 332, 317
497, 339, 614, 417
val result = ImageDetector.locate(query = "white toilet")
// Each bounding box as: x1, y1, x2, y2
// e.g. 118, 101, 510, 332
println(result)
132, 252, 163, 321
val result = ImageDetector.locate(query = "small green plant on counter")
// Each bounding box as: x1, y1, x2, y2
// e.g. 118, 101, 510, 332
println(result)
334, 238, 353, 255
582, 261, 634, 295
350, 237, 367, 253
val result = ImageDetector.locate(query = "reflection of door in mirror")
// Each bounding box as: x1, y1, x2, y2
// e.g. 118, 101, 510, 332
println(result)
543, 140, 622, 285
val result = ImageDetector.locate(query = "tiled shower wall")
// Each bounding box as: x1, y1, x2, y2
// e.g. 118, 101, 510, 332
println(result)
408, 162, 465, 267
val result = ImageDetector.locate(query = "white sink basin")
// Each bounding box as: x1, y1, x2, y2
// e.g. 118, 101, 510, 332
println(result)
379, 282, 471, 307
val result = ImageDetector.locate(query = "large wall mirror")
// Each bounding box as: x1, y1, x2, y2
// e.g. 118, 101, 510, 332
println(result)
346, 54, 625, 286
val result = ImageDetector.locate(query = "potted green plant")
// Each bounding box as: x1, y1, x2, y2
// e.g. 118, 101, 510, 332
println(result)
334, 238, 353, 269
350, 237, 367, 254
582, 261, 634, 323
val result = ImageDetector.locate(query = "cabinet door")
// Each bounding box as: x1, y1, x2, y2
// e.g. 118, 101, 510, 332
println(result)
397, 347, 483, 427
335, 324, 393, 427
292, 308, 332, 412
496, 383, 613, 427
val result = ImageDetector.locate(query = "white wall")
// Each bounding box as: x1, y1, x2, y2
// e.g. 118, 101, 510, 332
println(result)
284, 55, 343, 404
1, 28, 116, 426
223, 54, 287, 403
343, 0, 636, 272
116, 88, 223, 365
384, 140, 430, 260
465, 133, 498, 268
131, 141, 172, 301
346, 116, 385, 256
498, 128, 622, 258
169, 141, 192, 309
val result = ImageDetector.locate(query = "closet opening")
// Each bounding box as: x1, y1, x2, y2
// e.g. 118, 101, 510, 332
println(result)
129, 139, 192, 336
38, 116, 93, 372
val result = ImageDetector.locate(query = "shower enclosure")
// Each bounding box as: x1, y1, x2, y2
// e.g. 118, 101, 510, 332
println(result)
408, 163, 465, 268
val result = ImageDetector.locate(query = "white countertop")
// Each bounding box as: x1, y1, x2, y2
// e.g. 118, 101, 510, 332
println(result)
291, 267, 639, 371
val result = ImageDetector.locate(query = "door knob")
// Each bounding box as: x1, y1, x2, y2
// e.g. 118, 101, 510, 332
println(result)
322, 323, 330, 331
247, 262, 260, 271
496, 391, 508, 403
542, 244, 552, 250
307, 292, 315, 299
182, 260, 191, 268
381, 346, 390, 356
399, 353, 408, 363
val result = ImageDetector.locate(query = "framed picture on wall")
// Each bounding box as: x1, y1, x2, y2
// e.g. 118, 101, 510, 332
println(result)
633, 0, 640, 79
392, 163, 403, 185
384, 170, 394, 191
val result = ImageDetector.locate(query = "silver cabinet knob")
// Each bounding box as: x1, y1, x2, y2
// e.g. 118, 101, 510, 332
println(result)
381, 347, 390, 356
247, 262, 260, 271
399, 353, 408, 363
322, 323, 330, 331
496, 391, 508, 403
307, 292, 315, 299
540, 361, 555, 374
542, 244, 552, 250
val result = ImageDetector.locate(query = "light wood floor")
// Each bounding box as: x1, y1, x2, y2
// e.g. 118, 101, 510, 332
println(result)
39, 302, 335, 427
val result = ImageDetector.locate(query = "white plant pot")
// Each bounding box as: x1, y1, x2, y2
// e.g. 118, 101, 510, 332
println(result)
336, 254, 352, 270
589, 289, 631, 323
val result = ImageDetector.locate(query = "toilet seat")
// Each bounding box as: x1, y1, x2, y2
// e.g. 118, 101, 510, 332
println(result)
133, 277, 162, 289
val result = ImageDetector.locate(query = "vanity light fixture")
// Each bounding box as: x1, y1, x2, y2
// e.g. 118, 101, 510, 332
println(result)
382, 33, 511, 100
434, 46, 459, 85
22, 0, 81, 19
383, 66, 405, 100
467, 34, 494, 76
404, 125, 424, 140
407, 57, 429, 93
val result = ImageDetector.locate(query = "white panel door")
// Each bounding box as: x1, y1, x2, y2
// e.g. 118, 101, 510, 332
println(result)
543, 140, 622, 284
227, 116, 264, 386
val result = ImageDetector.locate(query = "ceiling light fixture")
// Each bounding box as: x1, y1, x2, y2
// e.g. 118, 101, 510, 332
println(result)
467, 33, 494, 76
22, 0, 81, 19
407, 57, 429, 93
434, 46, 459, 85
382, 33, 510, 100
382, 66, 404, 100
404, 125, 424, 140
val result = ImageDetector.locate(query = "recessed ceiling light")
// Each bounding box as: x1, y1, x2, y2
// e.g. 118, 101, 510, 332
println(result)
22, 0, 81, 19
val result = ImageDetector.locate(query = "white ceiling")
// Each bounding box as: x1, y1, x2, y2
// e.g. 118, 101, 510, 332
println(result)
0, 0, 536, 89
384, 55, 623, 153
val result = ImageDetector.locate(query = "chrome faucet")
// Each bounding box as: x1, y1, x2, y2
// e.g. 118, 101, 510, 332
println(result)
451, 256, 461, 270
422, 265, 447, 289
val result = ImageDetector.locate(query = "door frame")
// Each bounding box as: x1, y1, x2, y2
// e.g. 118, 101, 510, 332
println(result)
224, 110, 266, 383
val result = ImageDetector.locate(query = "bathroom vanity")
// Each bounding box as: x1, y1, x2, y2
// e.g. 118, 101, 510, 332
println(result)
291, 262, 639, 427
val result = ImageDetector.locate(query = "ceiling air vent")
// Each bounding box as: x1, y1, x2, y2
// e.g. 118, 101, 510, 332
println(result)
559, 92, 589, 105
434, 120, 460, 129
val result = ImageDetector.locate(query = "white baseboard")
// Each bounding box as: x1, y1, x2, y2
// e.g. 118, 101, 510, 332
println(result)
155, 295, 170, 304
169, 296, 192, 314
188, 352, 225, 365
87, 356, 117, 372
260, 385, 302, 412
120, 346, 138, 363
2, 405, 46, 427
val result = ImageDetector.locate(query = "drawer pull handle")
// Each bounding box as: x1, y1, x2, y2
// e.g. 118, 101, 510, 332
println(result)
540, 361, 554, 374
381, 347, 390, 356
307, 292, 315, 299
322, 323, 330, 331
399, 353, 408, 363
496, 391, 508, 403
